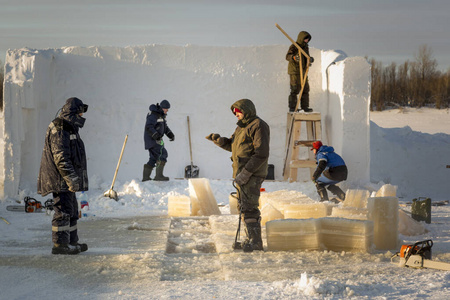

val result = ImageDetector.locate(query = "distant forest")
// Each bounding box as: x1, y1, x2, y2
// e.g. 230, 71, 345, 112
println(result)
369, 45, 450, 111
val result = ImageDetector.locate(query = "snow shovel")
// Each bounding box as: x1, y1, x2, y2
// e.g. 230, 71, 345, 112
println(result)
104, 134, 128, 201
184, 116, 199, 178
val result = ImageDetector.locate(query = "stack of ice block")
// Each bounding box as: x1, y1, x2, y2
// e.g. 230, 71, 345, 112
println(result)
367, 196, 399, 250
266, 219, 321, 251
266, 217, 373, 252
189, 178, 221, 216
320, 217, 374, 252
331, 206, 368, 220
168, 195, 191, 217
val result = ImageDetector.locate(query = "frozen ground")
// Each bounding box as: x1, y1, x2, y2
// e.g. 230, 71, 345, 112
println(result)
1, 108, 450, 299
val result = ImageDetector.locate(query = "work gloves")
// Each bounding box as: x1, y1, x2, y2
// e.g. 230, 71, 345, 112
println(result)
235, 168, 253, 186
205, 133, 220, 141
67, 176, 80, 192
167, 131, 175, 141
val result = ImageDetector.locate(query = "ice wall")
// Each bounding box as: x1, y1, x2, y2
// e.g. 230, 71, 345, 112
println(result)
1, 45, 370, 199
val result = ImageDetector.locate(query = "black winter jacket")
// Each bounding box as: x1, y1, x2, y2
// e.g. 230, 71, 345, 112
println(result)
144, 104, 173, 149
37, 98, 88, 196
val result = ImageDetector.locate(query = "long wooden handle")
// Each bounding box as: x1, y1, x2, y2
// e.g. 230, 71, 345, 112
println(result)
110, 134, 128, 189
187, 116, 193, 165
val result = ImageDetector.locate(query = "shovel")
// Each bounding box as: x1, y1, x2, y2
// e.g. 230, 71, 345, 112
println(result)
104, 134, 128, 201
184, 116, 199, 178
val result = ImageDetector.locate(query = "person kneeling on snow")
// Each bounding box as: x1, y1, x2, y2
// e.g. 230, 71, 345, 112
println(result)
206, 99, 270, 252
142, 100, 175, 181
37, 97, 89, 255
311, 141, 348, 203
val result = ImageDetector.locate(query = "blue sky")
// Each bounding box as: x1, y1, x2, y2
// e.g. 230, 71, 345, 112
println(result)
1, 0, 450, 70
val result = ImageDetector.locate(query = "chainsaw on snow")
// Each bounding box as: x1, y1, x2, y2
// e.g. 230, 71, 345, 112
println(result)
391, 239, 450, 271
6, 196, 53, 213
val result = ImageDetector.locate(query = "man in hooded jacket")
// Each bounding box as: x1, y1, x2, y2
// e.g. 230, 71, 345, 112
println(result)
143, 100, 175, 181
286, 30, 314, 112
38, 97, 89, 255
206, 99, 270, 252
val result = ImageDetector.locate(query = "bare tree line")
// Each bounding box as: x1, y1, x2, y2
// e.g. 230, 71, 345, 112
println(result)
369, 45, 450, 111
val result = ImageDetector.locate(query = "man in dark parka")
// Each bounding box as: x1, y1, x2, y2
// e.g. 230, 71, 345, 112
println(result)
206, 99, 270, 252
37, 97, 89, 255
142, 100, 175, 181
286, 30, 313, 112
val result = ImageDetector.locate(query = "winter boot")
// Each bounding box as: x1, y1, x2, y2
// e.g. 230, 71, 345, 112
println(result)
70, 242, 88, 252
142, 164, 154, 182
154, 161, 169, 181
315, 182, 329, 201
300, 93, 313, 112
242, 219, 263, 253
327, 184, 346, 201
52, 243, 81, 255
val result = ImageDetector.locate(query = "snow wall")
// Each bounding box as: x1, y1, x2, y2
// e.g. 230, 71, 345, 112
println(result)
0, 45, 370, 200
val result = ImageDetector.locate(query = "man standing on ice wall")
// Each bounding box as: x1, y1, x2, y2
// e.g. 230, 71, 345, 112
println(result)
286, 30, 314, 112
311, 141, 348, 202
37, 97, 89, 255
142, 99, 175, 181
206, 99, 270, 252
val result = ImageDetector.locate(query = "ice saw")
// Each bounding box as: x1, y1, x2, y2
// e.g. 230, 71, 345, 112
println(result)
391, 239, 450, 271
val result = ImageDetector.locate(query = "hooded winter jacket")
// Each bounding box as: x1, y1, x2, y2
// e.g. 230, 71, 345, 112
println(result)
313, 145, 348, 182
37, 97, 88, 196
144, 103, 174, 149
286, 31, 312, 75
214, 99, 270, 178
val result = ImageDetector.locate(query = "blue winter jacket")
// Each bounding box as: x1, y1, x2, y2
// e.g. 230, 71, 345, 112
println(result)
313, 145, 348, 181
144, 104, 173, 149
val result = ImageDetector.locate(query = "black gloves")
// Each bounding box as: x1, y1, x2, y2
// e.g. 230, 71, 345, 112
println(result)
235, 168, 253, 186
206, 133, 220, 142
310, 57, 314, 63
167, 131, 175, 141
294, 54, 300, 61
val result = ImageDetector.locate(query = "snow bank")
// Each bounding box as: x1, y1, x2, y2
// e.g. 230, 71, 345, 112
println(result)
1, 44, 370, 200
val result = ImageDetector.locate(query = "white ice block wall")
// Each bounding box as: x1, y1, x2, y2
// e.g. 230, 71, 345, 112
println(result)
1, 45, 370, 200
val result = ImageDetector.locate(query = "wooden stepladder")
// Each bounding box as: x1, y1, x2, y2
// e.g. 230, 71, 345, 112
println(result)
283, 112, 322, 182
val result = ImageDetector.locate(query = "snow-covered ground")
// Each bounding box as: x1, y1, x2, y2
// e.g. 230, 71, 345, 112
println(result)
0, 108, 449, 299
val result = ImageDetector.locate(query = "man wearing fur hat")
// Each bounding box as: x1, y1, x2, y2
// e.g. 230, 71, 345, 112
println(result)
206, 99, 270, 252
143, 100, 175, 181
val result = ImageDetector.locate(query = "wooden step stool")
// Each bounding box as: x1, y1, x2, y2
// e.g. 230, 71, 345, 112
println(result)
283, 112, 322, 182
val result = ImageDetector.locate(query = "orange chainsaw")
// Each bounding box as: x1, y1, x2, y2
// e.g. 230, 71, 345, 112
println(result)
391, 239, 450, 271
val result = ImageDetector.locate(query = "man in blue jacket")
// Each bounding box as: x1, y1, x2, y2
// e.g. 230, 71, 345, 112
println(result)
143, 100, 175, 181
38, 97, 89, 255
311, 141, 348, 202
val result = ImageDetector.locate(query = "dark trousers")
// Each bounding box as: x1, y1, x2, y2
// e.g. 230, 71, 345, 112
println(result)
236, 176, 265, 221
147, 144, 168, 167
52, 191, 79, 245
289, 74, 310, 110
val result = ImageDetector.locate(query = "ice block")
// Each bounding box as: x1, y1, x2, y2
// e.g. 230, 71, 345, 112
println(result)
261, 203, 284, 226
188, 178, 221, 216
229, 192, 239, 215
343, 189, 370, 209
367, 196, 399, 250
331, 207, 368, 220
283, 203, 331, 219
266, 219, 321, 251
168, 195, 191, 217
375, 184, 397, 197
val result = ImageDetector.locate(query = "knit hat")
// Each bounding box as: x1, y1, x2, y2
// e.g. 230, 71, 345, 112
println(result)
160, 100, 171, 109
311, 141, 323, 151
233, 107, 242, 115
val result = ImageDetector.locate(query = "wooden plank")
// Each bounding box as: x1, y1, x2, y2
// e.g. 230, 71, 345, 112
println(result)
290, 160, 317, 169
292, 113, 321, 121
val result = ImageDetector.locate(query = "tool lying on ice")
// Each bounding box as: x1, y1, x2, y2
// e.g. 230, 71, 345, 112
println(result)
184, 116, 199, 178
391, 239, 450, 271
6, 196, 43, 213
103, 134, 128, 201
